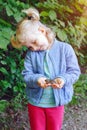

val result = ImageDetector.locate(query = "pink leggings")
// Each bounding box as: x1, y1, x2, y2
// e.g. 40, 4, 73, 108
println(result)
27, 103, 64, 130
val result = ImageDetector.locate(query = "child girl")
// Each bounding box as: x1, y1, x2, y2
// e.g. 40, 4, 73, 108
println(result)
11, 8, 81, 130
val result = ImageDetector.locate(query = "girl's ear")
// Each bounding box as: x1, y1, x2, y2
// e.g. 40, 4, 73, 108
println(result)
38, 26, 46, 35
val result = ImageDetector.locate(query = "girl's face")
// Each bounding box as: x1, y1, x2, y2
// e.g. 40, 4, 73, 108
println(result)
21, 29, 50, 51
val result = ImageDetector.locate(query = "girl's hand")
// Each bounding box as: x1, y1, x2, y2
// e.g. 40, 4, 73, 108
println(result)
37, 77, 48, 88
51, 78, 65, 89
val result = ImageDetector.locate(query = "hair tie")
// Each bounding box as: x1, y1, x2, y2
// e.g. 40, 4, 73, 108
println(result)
28, 16, 33, 20
22, 8, 40, 21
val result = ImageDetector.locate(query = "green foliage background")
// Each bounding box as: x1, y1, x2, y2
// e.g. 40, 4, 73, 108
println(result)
0, 0, 87, 111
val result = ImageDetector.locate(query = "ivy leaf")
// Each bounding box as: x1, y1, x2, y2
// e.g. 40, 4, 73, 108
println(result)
64, 6, 73, 13
0, 100, 9, 112
11, 62, 17, 74
74, 3, 83, 12
58, 20, 65, 27
0, 36, 9, 50
49, 10, 57, 21
0, 0, 3, 4
2, 28, 13, 39
0, 67, 8, 75
13, 86, 19, 92
1, 60, 7, 65
80, 17, 87, 26
0, 19, 11, 27
78, 0, 87, 5
1, 80, 11, 89
57, 29, 67, 41
51, 26, 58, 33
14, 12, 23, 22
40, 11, 49, 17
0, 27, 14, 50
6, 5, 13, 16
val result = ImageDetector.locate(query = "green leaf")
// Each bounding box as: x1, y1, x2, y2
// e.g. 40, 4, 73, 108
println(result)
11, 67, 16, 74
14, 12, 23, 22
0, 67, 8, 75
10, 60, 16, 73
6, 5, 13, 16
0, 27, 14, 50
40, 11, 49, 17
57, 29, 67, 41
13, 86, 18, 92
0, 0, 3, 4
0, 37, 9, 50
74, 3, 83, 12
64, 6, 73, 13
80, 17, 87, 26
51, 25, 59, 33
58, 20, 65, 27
0, 100, 9, 112
0, 19, 11, 27
1, 60, 7, 65
2, 28, 13, 39
78, 0, 87, 5
16, 1, 28, 8
49, 10, 57, 21
69, 27, 76, 36
1, 80, 11, 88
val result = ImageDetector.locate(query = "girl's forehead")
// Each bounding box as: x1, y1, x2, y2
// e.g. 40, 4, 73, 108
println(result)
26, 26, 44, 42
28, 30, 41, 38
27, 33, 37, 41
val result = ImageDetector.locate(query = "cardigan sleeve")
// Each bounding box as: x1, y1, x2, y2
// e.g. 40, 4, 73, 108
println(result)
22, 51, 45, 88
59, 44, 81, 85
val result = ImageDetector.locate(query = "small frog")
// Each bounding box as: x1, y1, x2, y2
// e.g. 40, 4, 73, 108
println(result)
45, 79, 56, 84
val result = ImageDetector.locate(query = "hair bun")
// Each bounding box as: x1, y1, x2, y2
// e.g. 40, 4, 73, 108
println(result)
22, 8, 40, 21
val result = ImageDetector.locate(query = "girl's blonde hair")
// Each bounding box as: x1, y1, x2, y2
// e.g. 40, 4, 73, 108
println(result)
11, 8, 55, 48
